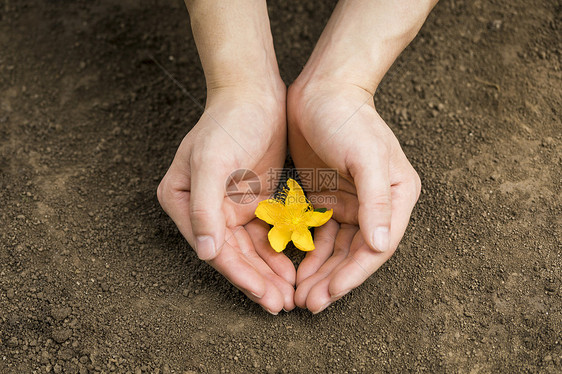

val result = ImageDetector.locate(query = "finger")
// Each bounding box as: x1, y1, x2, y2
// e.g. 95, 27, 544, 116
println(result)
307, 191, 359, 225
349, 143, 392, 253
294, 224, 357, 309
303, 229, 365, 313
157, 166, 195, 244
189, 153, 227, 260
306, 277, 334, 314
327, 182, 419, 298
233, 227, 293, 312
207, 232, 267, 301
296, 219, 339, 285
246, 219, 296, 286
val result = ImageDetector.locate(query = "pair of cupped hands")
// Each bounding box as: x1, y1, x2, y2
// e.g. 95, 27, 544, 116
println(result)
157, 76, 421, 315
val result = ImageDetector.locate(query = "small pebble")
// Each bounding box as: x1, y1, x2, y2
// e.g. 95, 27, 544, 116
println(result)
58, 347, 75, 360
488, 19, 502, 30
7, 336, 18, 347
545, 284, 556, 292
52, 328, 72, 344
51, 306, 72, 321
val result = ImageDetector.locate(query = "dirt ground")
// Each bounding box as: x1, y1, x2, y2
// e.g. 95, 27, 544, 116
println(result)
1, 0, 561, 373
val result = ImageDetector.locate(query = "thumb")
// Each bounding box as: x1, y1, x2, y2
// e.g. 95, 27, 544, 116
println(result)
189, 158, 227, 260
350, 147, 392, 252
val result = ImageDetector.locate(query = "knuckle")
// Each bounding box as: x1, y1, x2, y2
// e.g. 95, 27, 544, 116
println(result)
190, 138, 219, 166
189, 148, 209, 169
190, 145, 230, 173
374, 140, 390, 158
406, 169, 422, 201
157, 175, 182, 201
156, 179, 170, 208
189, 205, 214, 222
413, 172, 422, 199
365, 194, 392, 210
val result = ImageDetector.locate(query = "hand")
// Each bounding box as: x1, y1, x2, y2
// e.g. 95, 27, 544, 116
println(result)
287, 81, 421, 313
284, 0, 435, 314
157, 87, 296, 314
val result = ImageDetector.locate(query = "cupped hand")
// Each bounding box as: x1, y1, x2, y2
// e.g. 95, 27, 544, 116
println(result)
157, 86, 296, 314
287, 81, 421, 313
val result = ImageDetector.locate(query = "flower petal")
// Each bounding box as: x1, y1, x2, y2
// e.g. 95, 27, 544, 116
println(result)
291, 225, 315, 252
285, 178, 309, 207
303, 209, 333, 227
255, 199, 285, 225
268, 226, 292, 252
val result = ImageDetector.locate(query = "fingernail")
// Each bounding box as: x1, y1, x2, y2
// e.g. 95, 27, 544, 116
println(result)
263, 307, 278, 316
250, 291, 263, 299
372, 227, 390, 252
331, 289, 350, 300
312, 302, 331, 314
196, 235, 216, 260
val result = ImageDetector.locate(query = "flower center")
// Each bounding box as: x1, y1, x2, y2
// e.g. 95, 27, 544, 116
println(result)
290, 216, 302, 226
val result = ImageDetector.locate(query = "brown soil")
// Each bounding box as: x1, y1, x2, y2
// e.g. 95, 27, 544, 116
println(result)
1, 0, 561, 373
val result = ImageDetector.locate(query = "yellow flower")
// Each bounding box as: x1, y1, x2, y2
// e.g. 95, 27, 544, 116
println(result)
255, 178, 333, 252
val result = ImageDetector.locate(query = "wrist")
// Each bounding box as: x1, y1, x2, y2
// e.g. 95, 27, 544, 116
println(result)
205, 69, 285, 101
200, 42, 282, 94
295, 0, 437, 95
205, 79, 287, 128
186, 0, 281, 93
287, 75, 374, 140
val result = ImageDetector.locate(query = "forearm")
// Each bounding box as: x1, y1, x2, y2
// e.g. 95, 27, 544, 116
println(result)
298, 0, 438, 94
185, 0, 282, 94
